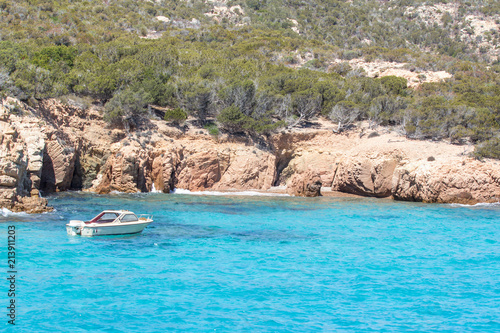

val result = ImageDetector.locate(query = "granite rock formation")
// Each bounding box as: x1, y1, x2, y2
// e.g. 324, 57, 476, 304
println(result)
332, 153, 399, 197
392, 158, 500, 204
2, 97, 500, 213
286, 170, 322, 197
0, 99, 50, 212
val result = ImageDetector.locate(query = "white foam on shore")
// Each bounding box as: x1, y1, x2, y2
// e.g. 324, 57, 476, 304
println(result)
449, 202, 500, 208
150, 183, 162, 193
171, 188, 289, 197
109, 190, 124, 195
1, 208, 28, 217
109, 190, 141, 195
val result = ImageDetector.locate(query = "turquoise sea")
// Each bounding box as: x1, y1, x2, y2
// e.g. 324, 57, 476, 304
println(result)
1, 192, 499, 332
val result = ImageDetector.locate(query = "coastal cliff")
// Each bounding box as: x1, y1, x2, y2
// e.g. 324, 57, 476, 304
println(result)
1, 97, 499, 212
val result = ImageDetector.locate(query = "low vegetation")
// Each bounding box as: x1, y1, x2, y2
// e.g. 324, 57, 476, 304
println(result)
0, 0, 499, 158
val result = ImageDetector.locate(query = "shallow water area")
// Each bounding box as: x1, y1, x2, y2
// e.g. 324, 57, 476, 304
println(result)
1, 192, 499, 332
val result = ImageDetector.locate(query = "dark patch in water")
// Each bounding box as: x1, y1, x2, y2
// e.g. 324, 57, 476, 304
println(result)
370, 214, 401, 220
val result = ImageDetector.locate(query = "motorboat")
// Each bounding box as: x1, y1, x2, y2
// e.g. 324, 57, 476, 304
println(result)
66, 210, 153, 236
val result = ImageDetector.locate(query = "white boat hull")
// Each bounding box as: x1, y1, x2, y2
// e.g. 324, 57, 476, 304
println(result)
81, 221, 152, 236
66, 219, 153, 237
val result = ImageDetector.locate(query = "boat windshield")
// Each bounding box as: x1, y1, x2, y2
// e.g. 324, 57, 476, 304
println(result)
91, 212, 119, 223
120, 214, 139, 222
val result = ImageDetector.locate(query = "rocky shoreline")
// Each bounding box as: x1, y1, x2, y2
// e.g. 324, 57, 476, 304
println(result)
1, 97, 499, 213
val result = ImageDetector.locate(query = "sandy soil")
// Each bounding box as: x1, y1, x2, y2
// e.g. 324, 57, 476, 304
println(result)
329, 59, 452, 87
161, 115, 472, 165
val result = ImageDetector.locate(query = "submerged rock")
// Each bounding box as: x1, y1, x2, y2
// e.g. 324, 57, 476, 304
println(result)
12, 196, 51, 214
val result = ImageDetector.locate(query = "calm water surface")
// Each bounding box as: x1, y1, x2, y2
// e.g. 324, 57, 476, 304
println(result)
1, 192, 499, 332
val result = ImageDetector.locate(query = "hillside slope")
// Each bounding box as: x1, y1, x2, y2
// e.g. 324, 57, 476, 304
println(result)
0, 1, 499, 169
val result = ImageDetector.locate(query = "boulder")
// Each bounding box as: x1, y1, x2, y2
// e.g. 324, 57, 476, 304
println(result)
12, 196, 51, 214
286, 170, 322, 197
0, 175, 17, 187
332, 154, 398, 197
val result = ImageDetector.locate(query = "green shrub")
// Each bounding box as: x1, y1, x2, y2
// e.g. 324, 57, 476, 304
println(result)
217, 105, 248, 133
217, 104, 284, 134
380, 76, 407, 96
329, 101, 360, 131
104, 87, 152, 126
31, 45, 77, 70
368, 95, 407, 126
164, 107, 187, 125
474, 138, 500, 159
204, 123, 220, 137
328, 62, 352, 76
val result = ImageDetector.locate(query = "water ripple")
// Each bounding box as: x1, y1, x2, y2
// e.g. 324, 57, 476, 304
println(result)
2, 192, 499, 332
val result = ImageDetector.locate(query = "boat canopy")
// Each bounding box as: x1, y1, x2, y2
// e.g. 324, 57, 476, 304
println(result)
88, 211, 138, 223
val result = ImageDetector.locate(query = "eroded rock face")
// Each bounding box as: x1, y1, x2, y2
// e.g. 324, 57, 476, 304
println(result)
332, 153, 399, 197
0, 99, 51, 213
40, 138, 76, 192
286, 170, 322, 197
279, 151, 338, 187
392, 158, 500, 204
74, 145, 108, 189
0, 98, 115, 212
151, 149, 179, 193
176, 149, 221, 191
215, 148, 276, 190
94, 145, 149, 194
93, 144, 278, 194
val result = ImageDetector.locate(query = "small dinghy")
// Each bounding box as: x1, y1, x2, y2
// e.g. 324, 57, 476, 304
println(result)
66, 210, 153, 236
